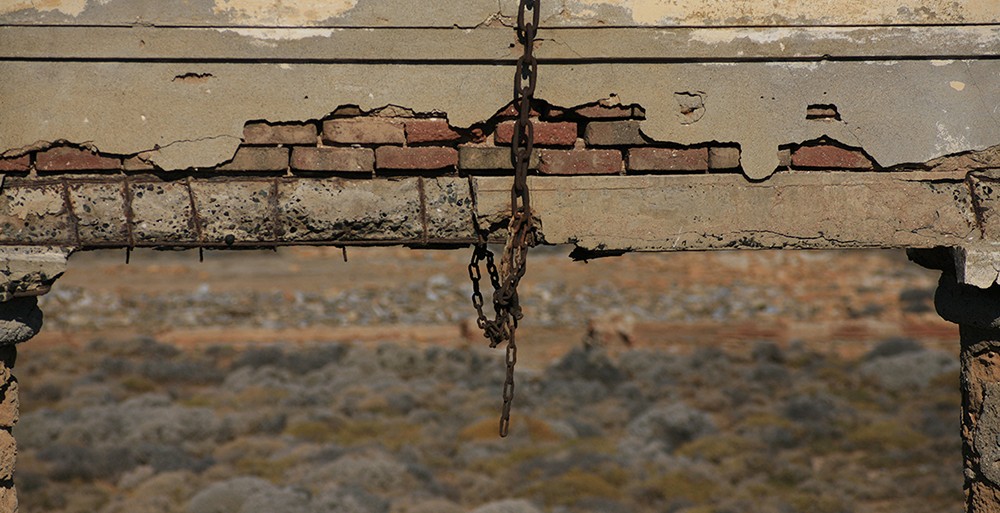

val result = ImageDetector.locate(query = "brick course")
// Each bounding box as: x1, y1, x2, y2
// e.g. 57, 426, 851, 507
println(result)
494, 121, 577, 147
792, 145, 874, 169
36, 147, 120, 172
459, 146, 540, 170
376, 146, 458, 170
628, 147, 709, 173
584, 120, 645, 146
539, 149, 623, 175
0, 155, 30, 173
291, 147, 374, 173
243, 122, 318, 145
404, 119, 461, 144
323, 118, 405, 145
708, 147, 741, 170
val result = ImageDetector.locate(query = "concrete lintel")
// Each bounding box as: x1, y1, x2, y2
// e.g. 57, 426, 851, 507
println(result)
474, 173, 978, 252
3, 25, 999, 62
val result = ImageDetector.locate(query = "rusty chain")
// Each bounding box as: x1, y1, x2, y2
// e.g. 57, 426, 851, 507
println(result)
468, 0, 540, 438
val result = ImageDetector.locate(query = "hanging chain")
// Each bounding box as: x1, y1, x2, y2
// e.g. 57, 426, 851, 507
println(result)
468, 0, 540, 438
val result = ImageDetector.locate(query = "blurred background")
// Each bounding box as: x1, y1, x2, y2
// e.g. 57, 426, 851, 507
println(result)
16, 246, 960, 513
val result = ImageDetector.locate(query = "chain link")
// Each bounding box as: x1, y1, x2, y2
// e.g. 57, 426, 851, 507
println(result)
468, 0, 540, 438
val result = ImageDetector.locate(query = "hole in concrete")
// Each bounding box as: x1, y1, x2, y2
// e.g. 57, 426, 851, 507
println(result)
674, 92, 706, 125
807, 104, 841, 121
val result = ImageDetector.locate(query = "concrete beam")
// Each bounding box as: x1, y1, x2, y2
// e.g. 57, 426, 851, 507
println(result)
3, 26, 999, 62
474, 173, 979, 251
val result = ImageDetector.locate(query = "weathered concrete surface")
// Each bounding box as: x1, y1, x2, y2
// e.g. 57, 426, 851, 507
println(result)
1, 58, 996, 178
474, 173, 978, 251
6, 26, 1000, 61
0, 0, 996, 26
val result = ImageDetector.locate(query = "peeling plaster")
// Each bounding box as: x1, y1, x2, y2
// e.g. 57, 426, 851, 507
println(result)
563, 0, 1000, 26
0, 0, 88, 17
0, 0, 507, 27
2, 59, 999, 176
4, 0, 997, 26
221, 28, 338, 41
211, 0, 358, 26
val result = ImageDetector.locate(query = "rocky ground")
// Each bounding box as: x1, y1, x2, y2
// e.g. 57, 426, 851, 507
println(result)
15, 247, 961, 512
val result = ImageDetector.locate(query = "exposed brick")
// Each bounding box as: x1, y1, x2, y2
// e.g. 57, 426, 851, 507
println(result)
584, 121, 645, 146
243, 122, 318, 145
573, 104, 644, 119
0, 155, 30, 173
494, 121, 577, 147
459, 146, 540, 170
36, 147, 121, 172
791, 145, 874, 169
404, 119, 461, 144
323, 118, 405, 145
628, 147, 709, 173
291, 147, 374, 173
215, 147, 289, 172
539, 149, 623, 175
708, 147, 741, 169
376, 146, 458, 170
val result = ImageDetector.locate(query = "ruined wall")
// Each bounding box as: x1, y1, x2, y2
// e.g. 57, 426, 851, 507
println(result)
0, 101, 994, 255
1, 1, 999, 180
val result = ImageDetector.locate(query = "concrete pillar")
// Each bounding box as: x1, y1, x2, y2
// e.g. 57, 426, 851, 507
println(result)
0, 247, 69, 513
909, 241, 1000, 513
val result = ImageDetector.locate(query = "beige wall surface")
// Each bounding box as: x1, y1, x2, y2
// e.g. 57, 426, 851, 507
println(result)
1, 0, 998, 27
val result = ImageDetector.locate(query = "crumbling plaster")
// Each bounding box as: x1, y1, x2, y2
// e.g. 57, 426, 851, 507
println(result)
2, 0, 999, 176
1, 57, 998, 178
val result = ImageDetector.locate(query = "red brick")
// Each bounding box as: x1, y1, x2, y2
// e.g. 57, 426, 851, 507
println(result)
628, 147, 708, 173
584, 121, 644, 146
36, 147, 121, 172
573, 104, 644, 119
0, 155, 30, 172
539, 149, 622, 175
243, 122, 318, 145
376, 146, 458, 170
404, 119, 461, 144
708, 147, 741, 169
494, 121, 577, 147
323, 118, 405, 145
791, 145, 873, 169
291, 147, 374, 173
459, 146, 540, 170
215, 147, 288, 172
